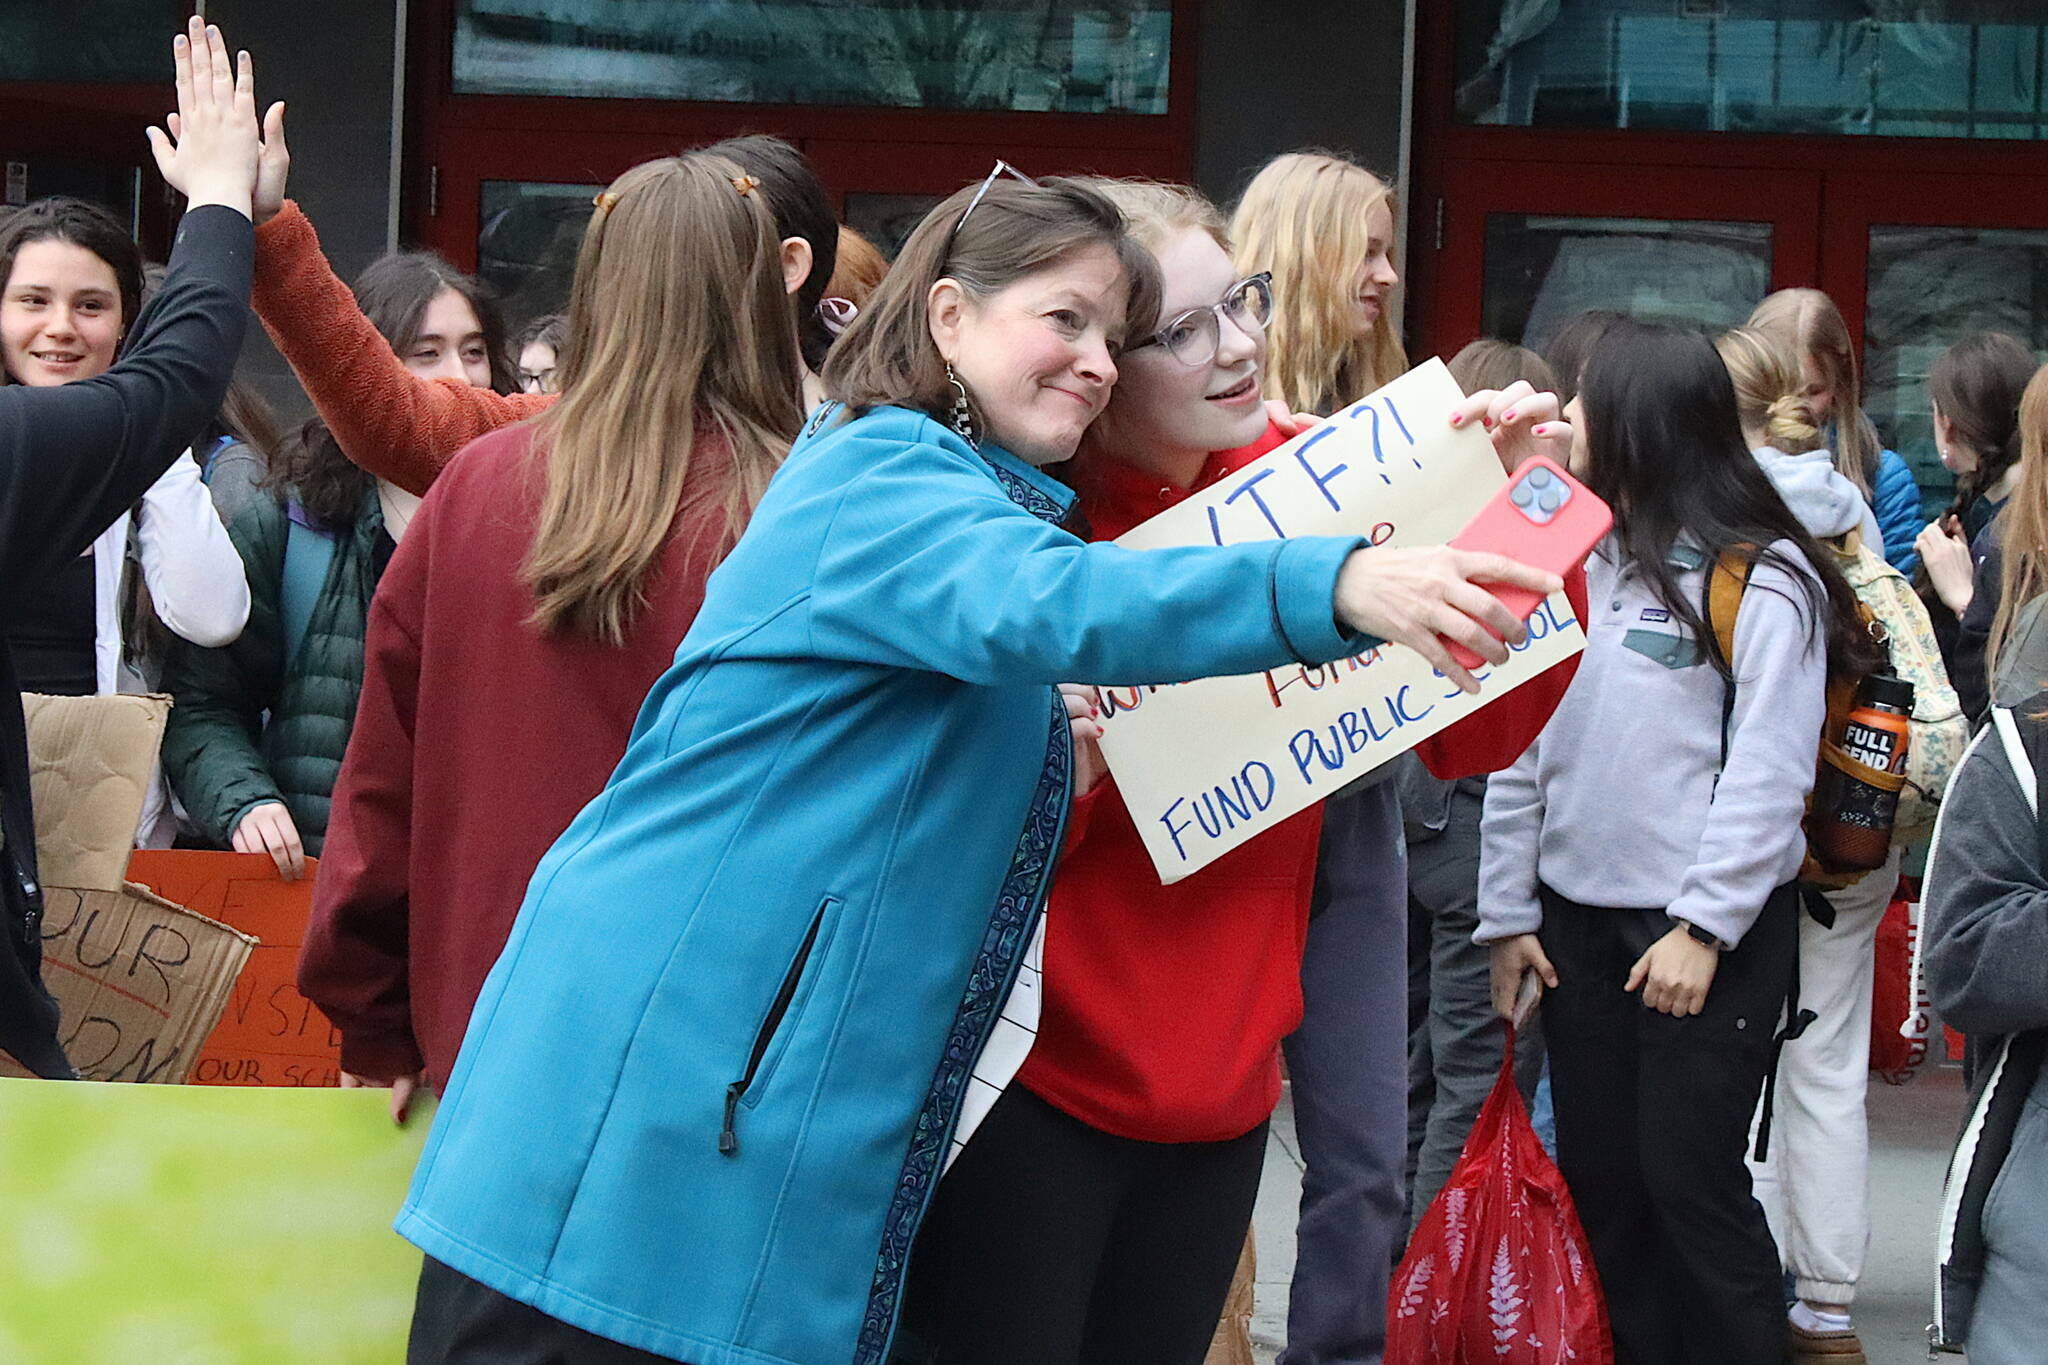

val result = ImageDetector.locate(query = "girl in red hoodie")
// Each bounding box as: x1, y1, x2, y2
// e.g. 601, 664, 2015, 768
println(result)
897, 179, 1586, 1365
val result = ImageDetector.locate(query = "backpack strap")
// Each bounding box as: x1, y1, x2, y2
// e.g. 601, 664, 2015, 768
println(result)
1705, 550, 1753, 772
280, 498, 340, 666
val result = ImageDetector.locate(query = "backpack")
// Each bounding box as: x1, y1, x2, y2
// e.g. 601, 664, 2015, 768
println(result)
1830, 533, 1968, 837
1707, 533, 1966, 886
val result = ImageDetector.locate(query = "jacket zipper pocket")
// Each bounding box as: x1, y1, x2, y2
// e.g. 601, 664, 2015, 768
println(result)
720, 896, 836, 1156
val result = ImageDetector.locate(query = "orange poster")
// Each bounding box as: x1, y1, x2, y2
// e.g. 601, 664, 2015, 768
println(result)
125, 850, 341, 1087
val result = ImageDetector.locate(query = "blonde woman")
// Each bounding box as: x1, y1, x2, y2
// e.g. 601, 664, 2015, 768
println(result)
297, 150, 806, 1134
1230, 150, 1406, 417
1717, 326, 1883, 550
1748, 288, 1923, 572
1230, 150, 1420, 1365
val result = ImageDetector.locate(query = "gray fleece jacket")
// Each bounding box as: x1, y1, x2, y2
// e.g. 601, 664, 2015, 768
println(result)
1754, 445, 1882, 547
1477, 537, 1828, 948
1924, 726, 2048, 1042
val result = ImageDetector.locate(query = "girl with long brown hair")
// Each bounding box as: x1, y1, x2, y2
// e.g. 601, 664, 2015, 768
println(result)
1913, 332, 2035, 634
1964, 363, 2048, 718
161, 248, 510, 878
297, 151, 802, 1128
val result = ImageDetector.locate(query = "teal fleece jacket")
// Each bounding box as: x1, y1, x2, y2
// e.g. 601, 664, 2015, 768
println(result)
397, 406, 1371, 1365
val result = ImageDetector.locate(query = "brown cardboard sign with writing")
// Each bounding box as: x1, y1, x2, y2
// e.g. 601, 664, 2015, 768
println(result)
0, 882, 255, 1083
127, 849, 340, 1087
21, 691, 169, 892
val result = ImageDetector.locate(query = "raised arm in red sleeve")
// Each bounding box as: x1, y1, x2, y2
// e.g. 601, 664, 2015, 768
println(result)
251, 200, 552, 495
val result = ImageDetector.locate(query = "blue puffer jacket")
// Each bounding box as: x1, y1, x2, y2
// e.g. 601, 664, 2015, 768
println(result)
1874, 447, 1924, 575
397, 406, 1372, 1365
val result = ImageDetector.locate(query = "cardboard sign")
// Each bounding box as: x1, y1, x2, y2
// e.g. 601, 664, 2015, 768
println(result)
1097, 359, 1586, 882
0, 1080, 430, 1363
0, 882, 256, 1084
22, 691, 170, 892
128, 850, 341, 1088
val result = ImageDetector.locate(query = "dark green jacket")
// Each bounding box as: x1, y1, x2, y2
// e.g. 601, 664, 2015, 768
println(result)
161, 488, 387, 854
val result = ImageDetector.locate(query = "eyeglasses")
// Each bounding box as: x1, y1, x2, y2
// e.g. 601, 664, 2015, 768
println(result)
948, 160, 1038, 250
1124, 273, 1274, 368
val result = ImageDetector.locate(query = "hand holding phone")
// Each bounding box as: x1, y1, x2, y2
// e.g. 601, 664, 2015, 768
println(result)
1440, 456, 1611, 672
1511, 969, 1543, 1030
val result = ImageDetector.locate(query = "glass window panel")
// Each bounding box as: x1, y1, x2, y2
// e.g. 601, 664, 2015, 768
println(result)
1863, 225, 2048, 518
478, 181, 602, 334
1456, 4, 2048, 141
1482, 215, 1772, 353
454, 0, 1171, 114
844, 193, 944, 261
0, 1, 175, 83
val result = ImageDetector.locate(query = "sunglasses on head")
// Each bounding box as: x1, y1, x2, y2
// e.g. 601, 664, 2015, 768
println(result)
947, 160, 1039, 251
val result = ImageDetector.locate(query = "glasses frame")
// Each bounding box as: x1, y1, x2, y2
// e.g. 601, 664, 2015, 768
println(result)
1123, 272, 1275, 367
947, 160, 1039, 249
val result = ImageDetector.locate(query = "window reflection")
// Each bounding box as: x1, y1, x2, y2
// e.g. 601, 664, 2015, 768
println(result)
1483, 215, 1772, 352
1864, 226, 2048, 515
1457, 3, 2048, 141
455, 0, 1171, 114
478, 181, 602, 334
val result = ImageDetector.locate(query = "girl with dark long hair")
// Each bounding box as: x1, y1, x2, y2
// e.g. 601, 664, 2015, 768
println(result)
1478, 321, 1876, 1365
0, 195, 251, 846
159, 250, 511, 878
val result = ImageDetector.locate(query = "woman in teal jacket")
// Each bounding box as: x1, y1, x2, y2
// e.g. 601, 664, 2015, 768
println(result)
398, 173, 1556, 1365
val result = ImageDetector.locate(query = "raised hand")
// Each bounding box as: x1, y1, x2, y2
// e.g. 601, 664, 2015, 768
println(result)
254, 99, 290, 226
1450, 382, 1575, 475
144, 15, 261, 220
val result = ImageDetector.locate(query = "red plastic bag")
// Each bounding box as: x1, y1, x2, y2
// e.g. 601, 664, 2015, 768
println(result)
1869, 883, 1927, 1083
1387, 1034, 1612, 1365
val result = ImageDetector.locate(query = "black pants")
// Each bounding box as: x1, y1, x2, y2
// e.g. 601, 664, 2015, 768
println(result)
407, 1257, 673, 1364
895, 1084, 1268, 1365
1537, 883, 1796, 1365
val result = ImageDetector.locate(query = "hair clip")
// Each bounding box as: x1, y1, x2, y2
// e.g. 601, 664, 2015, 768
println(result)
592, 191, 621, 216
818, 296, 857, 337
732, 175, 761, 198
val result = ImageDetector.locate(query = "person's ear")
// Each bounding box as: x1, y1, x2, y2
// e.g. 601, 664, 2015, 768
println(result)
780, 236, 813, 298
928, 278, 967, 364
1932, 405, 1956, 448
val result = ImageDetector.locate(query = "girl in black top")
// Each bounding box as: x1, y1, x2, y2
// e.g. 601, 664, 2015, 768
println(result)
0, 17, 263, 1077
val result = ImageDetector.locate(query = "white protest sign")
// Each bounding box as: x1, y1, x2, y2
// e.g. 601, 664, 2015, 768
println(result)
1096, 358, 1586, 883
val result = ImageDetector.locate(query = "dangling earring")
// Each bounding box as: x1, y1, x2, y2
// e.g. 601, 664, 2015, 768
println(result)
946, 363, 979, 450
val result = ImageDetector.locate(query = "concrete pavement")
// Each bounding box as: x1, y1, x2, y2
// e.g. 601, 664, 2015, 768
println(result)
1249, 1065, 1966, 1363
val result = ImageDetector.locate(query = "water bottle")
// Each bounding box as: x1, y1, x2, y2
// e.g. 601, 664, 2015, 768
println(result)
1811, 674, 1913, 873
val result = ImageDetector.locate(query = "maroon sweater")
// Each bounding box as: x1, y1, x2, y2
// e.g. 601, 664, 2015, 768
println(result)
297, 423, 737, 1088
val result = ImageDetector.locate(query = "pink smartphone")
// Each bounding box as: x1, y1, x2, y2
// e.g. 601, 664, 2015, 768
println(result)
1440, 455, 1611, 672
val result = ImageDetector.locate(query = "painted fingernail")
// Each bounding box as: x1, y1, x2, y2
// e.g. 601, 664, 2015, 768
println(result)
1533, 424, 1551, 436
1448, 414, 1464, 426
1502, 409, 1519, 422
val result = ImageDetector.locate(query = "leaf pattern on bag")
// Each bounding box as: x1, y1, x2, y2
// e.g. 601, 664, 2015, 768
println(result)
1489, 1238, 1525, 1351
1563, 1229, 1585, 1286
1396, 1253, 1434, 1318
1444, 1187, 1469, 1272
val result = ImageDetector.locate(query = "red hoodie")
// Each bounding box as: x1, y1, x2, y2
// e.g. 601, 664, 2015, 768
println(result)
1015, 423, 1588, 1142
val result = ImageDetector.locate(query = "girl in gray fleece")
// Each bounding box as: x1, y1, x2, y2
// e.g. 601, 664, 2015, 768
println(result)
1476, 322, 1879, 1365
